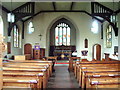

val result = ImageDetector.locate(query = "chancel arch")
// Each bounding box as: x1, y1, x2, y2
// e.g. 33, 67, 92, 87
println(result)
48, 18, 76, 59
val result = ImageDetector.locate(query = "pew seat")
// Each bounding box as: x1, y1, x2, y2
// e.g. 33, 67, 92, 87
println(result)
82, 71, 120, 88
86, 78, 120, 88
3, 71, 44, 88
3, 78, 38, 88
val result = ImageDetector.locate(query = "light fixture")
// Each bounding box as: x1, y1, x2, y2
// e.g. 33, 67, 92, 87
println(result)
91, 19, 99, 34
7, 0, 15, 23
31, 26, 35, 32
110, 0, 117, 24
38, 34, 42, 40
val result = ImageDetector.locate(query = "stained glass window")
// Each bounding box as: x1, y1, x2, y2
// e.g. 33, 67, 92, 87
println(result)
13, 25, 19, 48
28, 21, 34, 34
106, 24, 112, 48
55, 23, 70, 46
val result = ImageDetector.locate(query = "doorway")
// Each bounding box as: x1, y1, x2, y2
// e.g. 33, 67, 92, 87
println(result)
92, 44, 101, 61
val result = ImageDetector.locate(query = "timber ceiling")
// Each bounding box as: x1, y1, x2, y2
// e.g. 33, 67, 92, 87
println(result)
1, 1, 120, 21
1, 1, 120, 12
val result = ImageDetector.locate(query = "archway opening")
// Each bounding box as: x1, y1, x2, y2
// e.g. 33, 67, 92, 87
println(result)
49, 18, 76, 60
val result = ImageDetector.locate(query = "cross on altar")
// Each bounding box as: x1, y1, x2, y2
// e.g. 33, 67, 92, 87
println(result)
38, 34, 42, 40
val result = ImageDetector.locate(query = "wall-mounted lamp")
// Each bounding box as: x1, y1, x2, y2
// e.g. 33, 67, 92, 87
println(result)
38, 34, 42, 41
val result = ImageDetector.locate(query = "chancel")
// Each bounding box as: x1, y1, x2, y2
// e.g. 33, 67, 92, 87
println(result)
0, 0, 120, 89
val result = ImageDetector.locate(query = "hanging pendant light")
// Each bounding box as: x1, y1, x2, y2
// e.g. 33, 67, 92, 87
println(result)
7, 0, 15, 23
110, 0, 117, 23
7, 13, 15, 23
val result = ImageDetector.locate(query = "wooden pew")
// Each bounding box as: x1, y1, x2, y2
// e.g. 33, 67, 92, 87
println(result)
74, 59, 89, 77
68, 57, 80, 71
74, 61, 120, 87
3, 78, 38, 89
86, 78, 120, 89
3, 60, 53, 89
3, 71, 44, 88
3, 63, 50, 79
79, 65, 120, 87
74, 60, 120, 79
82, 71, 120, 88
3, 62, 52, 77
3, 67, 48, 88
6, 60, 53, 76
46, 56, 57, 72
3, 72, 44, 88
78, 63, 120, 81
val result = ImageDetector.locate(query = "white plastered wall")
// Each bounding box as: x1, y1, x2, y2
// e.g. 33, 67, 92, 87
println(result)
23, 12, 103, 61
1, 9, 23, 57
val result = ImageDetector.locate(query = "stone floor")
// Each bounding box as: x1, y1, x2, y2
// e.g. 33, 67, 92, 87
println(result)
47, 65, 79, 89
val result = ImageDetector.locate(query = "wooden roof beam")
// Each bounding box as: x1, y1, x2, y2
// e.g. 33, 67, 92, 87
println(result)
52, 2, 56, 11
70, 2, 74, 10
115, 9, 120, 14
0, 4, 10, 13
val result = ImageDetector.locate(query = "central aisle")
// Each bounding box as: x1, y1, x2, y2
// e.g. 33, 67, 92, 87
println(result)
47, 65, 79, 88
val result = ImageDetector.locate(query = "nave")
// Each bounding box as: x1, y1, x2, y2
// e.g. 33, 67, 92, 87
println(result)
0, 1, 120, 90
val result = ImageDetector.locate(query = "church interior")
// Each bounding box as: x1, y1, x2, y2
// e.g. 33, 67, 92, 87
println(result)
0, 0, 120, 89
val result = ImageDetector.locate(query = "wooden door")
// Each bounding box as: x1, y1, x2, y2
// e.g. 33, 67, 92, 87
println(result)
93, 44, 101, 61
24, 44, 32, 59
96, 45, 101, 60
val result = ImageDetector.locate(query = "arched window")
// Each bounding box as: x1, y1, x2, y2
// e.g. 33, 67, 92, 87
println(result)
13, 25, 19, 47
0, 16, 4, 36
55, 23, 70, 46
28, 21, 34, 34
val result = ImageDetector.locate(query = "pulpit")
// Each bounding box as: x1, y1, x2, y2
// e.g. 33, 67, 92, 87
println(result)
33, 45, 45, 59
33, 45, 40, 59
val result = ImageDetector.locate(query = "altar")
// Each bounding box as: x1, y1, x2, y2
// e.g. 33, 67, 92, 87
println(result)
49, 45, 76, 60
